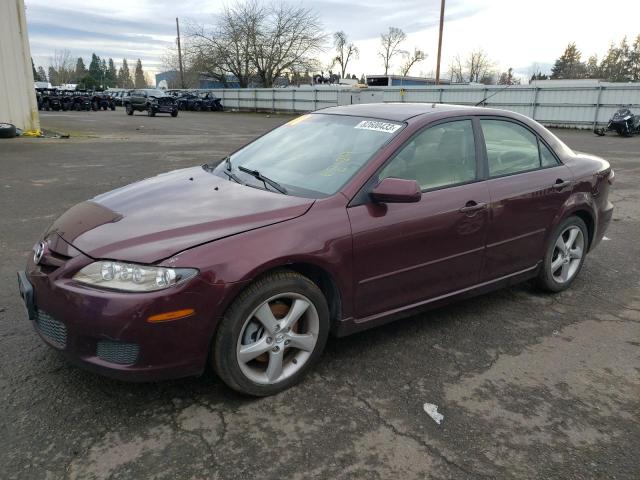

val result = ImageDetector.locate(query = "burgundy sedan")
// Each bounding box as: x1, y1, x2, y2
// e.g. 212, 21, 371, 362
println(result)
18, 104, 614, 396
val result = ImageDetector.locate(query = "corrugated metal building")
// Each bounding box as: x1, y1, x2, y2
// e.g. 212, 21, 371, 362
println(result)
155, 71, 240, 89
0, 0, 39, 134
366, 75, 451, 87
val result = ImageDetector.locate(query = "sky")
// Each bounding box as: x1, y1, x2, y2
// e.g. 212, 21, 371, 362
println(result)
25, 0, 640, 83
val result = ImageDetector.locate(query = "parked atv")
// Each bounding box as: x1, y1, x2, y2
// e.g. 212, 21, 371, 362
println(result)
69, 91, 92, 111
91, 92, 116, 111
60, 90, 76, 111
595, 107, 640, 137
41, 89, 63, 111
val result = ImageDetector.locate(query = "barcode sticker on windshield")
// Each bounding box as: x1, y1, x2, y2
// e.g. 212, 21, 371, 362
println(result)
355, 120, 402, 133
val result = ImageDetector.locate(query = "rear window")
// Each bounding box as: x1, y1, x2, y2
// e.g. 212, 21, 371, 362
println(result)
481, 119, 559, 176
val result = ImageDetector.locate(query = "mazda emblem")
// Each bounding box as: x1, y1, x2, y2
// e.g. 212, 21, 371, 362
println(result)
34, 241, 46, 264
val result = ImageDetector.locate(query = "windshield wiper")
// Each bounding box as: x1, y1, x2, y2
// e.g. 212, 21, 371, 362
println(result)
238, 166, 287, 194
221, 157, 244, 185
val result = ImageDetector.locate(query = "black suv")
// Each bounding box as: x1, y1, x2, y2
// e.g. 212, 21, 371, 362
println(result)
124, 89, 178, 117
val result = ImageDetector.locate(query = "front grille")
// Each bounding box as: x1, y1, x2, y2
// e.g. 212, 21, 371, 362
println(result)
35, 310, 67, 349
97, 341, 139, 365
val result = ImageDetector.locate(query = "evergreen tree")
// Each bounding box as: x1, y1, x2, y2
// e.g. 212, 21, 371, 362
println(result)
74, 57, 87, 83
530, 71, 549, 82
37, 66, 47, 83
551, 42, 586, 79
134, 59, 146, 88
630, 34, 640, 81
31, 58, 40, 81
100, 59, 108, 87
106, 58, 118, 87
117, 59, 133, 88
88, 53, 102, 85
48, 66, 58, 85
600, 38, 631, 82
585, 55, 600, 79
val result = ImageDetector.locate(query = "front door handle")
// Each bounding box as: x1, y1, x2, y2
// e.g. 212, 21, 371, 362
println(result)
553, 179, 572, 190
459, 201, 487, 214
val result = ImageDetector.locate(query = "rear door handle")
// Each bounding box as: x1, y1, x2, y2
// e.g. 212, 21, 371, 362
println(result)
459, 201, 487, 214
553, 179, 572, 190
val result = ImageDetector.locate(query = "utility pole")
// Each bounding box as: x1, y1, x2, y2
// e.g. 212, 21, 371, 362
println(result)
435, 0, 445, 85
176, 17, 185, 89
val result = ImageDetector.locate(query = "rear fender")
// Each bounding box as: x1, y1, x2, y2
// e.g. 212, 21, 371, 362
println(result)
548, 192, 597, 249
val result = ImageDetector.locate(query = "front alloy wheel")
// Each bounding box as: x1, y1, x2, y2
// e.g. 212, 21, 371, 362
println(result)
237, 293, 320, 385
213, 270, 329, 396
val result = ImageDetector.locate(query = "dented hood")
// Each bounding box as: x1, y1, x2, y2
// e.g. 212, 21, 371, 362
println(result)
48, 166, 314, 263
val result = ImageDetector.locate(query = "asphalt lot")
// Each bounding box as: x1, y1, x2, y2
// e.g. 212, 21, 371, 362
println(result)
1, 109, 639, 480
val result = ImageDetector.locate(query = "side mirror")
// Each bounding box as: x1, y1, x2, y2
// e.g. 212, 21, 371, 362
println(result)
370, 177, 422, 204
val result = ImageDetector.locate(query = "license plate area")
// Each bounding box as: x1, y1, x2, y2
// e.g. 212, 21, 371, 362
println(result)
17, 271, 36, 320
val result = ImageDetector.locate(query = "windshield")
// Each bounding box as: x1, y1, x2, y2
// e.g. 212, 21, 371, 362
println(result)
212, 114, 404, 197
145, 89, 166, 97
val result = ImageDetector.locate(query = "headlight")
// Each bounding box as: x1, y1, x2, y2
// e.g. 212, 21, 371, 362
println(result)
73, 261, 197, 292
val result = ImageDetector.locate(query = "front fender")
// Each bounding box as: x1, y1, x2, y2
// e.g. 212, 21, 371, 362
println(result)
166, 195, 354, 319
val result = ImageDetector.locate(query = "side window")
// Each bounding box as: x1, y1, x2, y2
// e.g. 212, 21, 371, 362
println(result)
539, 140, 559, 167
481, 120, 541, 176
378, 120, 476, 191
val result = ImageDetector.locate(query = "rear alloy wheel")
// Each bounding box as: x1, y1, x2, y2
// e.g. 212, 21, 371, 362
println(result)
213, 270, 329, 396
535, 216, 588, 292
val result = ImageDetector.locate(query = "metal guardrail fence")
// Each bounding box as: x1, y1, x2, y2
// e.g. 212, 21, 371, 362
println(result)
212, 83, 640, 129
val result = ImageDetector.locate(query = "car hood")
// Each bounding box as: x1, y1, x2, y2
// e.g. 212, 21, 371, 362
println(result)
47, 166, 314, 263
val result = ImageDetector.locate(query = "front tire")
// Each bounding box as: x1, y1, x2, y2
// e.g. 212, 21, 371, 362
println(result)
535, 216, 588, 292
212, 270, 330, 396
125, 104, 133, 115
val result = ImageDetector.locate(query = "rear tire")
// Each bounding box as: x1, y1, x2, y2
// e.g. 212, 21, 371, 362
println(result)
212, 270, 330, 396
535, 216, 588, 292
0, 123, 17, 139
125, 104, 133, 116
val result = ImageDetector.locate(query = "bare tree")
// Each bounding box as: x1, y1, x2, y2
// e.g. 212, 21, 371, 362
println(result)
187, 0, 325, 88
188, 1, 259, 88
51, 49, 74, 84
400, 48, 426, 76
332, 31, 359, 79
447, 50, 495, 83
448, 54, 464, 82
378, 27, 407, 75
466, 49, 494, 83
251, 2, 325, 87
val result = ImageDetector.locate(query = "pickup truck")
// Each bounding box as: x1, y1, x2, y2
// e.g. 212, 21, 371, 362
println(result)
124, 89, 178, 117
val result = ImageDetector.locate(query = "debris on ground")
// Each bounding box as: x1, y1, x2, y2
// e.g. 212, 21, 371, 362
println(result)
423, 403, 444, 425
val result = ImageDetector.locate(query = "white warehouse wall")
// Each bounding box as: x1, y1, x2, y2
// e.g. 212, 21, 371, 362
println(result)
0, 0, 40, 134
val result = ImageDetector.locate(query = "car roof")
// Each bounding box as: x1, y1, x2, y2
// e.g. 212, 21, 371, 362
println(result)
315, 102, 511, 122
